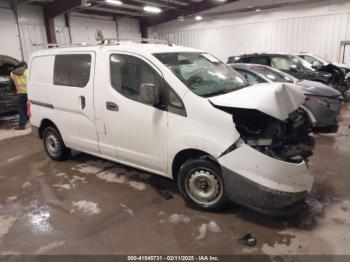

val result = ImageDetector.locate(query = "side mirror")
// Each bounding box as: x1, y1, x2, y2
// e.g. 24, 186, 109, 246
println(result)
140, 83, 160, 106
290, 64, 298, 71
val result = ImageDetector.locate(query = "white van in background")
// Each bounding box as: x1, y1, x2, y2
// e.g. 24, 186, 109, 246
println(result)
28, 41, 315, 215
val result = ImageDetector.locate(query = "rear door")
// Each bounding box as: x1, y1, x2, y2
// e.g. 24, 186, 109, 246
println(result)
51, 52, 99, 154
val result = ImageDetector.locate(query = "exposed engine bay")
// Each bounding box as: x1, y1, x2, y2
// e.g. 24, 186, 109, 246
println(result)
216, 106, 315, 163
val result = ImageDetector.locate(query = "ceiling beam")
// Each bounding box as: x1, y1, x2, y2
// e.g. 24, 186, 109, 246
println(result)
98, 2, 144, 11
87, 6, 143, 16
145, 0, 239, 26
45, 0, 83, 18
125, 0, 182, 9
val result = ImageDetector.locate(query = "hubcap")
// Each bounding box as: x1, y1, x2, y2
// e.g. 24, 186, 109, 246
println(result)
185, 168, 223, 206
46, 132, 60, 156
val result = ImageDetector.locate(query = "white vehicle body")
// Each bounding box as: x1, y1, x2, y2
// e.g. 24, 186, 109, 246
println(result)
28, 43, 314, 214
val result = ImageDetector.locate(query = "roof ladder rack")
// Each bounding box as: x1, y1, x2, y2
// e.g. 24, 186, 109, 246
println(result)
95, 30, 172, 46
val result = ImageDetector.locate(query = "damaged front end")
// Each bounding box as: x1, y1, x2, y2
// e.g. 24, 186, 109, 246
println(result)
209, 83, 315, 215
216, 107, 315, 163
314, 63, 348, 93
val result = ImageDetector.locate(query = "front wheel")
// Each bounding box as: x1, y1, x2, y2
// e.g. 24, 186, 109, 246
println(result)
177, 159, 228, 211
43, 126, 70, 161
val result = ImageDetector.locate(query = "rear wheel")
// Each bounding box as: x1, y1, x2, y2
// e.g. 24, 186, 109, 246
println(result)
177, 159, 228, 211
43, 126, 70, 161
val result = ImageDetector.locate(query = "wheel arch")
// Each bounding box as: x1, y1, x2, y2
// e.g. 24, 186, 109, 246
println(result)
38, 118, 60, 139
171, 148, 220, 180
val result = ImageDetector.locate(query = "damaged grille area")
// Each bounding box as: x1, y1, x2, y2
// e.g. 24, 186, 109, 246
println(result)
217, 107, 315, 163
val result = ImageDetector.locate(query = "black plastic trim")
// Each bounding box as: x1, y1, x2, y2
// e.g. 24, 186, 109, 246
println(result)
30, 100, 54, 109
221, 166, 308, 216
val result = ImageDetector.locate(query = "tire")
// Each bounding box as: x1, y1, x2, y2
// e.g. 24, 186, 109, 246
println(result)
43, 126, 70, 161
177, 158, 228, 211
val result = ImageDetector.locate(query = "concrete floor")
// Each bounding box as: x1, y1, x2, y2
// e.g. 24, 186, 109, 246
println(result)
0, 104, 350, 257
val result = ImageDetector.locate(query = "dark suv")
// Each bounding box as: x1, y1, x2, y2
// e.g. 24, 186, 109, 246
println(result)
0, 55, 19, 118
228, 53, 336, 88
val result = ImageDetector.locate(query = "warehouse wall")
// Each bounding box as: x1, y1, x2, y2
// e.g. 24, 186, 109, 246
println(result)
151, 0, 350, 63
17, 4, 47, 62
54, 15, 71, 45
0, 1, 141, 62
69, 14, 140, 45
0, 1, 22, 60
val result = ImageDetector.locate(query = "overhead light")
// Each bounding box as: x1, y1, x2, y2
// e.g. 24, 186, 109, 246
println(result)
143, 6, 162, 14
178, 16, 185, 22
105, 0, 122, 5
195, 15, 203, 21
255, 8, 262, 11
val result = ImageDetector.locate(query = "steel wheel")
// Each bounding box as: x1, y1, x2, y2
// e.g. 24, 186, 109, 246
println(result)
42, 126, 70, 161
185, 168, 223, 206
45, 132, 60, 157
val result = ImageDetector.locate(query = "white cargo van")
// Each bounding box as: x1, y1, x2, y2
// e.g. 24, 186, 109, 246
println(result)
28, 41, 315, 215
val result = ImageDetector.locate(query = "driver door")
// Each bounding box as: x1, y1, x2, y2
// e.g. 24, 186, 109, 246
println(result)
99, 53, 168, 174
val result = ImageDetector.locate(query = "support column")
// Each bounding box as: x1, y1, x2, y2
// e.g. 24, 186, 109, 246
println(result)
139, 18, 148, 39
43, 4, 57, 44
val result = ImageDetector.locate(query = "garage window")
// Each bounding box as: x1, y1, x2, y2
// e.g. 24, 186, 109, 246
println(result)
54, 54, 91, 87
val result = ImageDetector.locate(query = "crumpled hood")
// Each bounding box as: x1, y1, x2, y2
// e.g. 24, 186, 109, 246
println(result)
209, 83, 305, 121
298, 80, 342, 98
332, 63, 350, 70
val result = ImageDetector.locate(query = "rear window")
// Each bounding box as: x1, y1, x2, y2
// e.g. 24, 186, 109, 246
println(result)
247, 56, 269, 65
53, 54, 91, 87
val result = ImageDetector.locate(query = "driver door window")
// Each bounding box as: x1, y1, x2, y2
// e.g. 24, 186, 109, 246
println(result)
110, 54, 163, 106
302, 55, 318, 64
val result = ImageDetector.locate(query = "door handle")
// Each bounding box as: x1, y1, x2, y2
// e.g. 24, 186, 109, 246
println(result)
80, 96, 86, 110
106, 101, 118, 112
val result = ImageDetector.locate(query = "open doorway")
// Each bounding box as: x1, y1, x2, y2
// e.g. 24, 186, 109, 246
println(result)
340, 41, 350, 65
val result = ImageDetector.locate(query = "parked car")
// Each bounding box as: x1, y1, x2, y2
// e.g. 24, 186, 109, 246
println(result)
297, 52, 350, 93
297, 52, 350, 74
228, 53, 347, 93
0, 55, 19, 118
29, 43, 315, 215
230, 63, 343, 133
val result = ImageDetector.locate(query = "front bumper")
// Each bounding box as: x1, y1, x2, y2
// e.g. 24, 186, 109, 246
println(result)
219, 143, 314, 215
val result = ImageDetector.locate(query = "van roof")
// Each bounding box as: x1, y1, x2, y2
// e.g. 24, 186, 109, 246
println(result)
31, 43, 201, 57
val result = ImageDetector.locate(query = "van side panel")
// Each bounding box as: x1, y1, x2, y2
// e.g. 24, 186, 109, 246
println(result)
29, 53, 100, 155
28, 55, 59, 135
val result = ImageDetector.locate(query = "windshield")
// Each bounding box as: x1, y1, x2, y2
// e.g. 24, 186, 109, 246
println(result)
252, 66, 296, 83
154, 52, 249, 97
